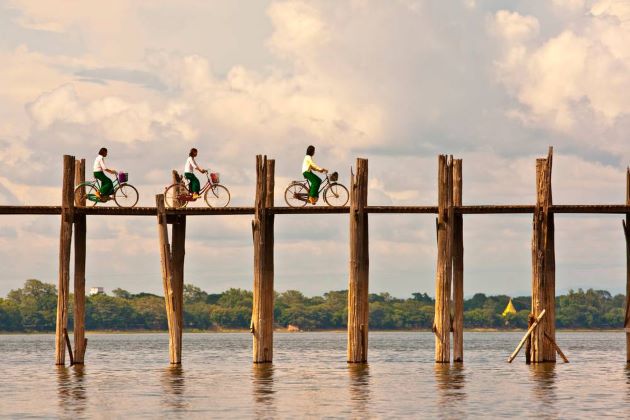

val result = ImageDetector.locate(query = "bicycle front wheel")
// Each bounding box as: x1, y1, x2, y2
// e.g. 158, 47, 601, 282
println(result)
324, 183, 349, 207
165, 183, 188, 208
204, 184, 230, 207
284, 183, 308, 207
114, 184, 139, 208
74, 184, 98, 207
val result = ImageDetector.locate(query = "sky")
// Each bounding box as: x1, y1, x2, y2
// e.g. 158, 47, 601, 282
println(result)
0, 0, 629, 298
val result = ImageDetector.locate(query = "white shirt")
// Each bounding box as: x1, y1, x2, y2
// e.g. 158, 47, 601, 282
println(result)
302, 155, 321, 173
94, 155, 108, 172
184, 157, 197, 173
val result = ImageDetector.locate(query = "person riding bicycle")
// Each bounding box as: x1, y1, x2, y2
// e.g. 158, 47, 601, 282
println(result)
302, 145, 328, 205
184, 148, 207, 199
93, 147, 118, 199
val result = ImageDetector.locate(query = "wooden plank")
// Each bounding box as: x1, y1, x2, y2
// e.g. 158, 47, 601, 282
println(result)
55, 155, 75, 365
348, 158, 369, 363
452, 159, 464, 362
434, 155, 453, 363
73, 158, 87, 364
508, 309, 546, 363
252, 156, 275, 363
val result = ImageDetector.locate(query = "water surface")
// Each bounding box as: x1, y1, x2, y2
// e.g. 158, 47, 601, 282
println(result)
1, 332, 629, 418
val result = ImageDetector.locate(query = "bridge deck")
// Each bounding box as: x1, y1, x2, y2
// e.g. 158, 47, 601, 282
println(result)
1, 204, 629, 216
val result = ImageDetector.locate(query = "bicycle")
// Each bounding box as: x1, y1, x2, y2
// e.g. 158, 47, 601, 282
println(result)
284, 171, 349, 207
74, 172, 139, 208
164, 172, 231, 208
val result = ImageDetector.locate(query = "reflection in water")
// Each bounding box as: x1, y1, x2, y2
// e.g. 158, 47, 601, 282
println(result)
348, 364, 371, 417
56, 365, 88, 417
252, 364, 276, 417
434, 363, 466, 417
161, 365, 187, 411
530, 363, 557, 417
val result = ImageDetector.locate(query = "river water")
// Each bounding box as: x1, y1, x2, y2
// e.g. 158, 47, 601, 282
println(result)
1, 332, 629, 418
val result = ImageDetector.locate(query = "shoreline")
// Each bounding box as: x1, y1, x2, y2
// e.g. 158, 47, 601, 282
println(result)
0, 328, 624, 335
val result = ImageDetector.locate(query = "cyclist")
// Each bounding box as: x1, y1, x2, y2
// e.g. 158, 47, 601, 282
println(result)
93, 147, 118, 199
184, 148, 207, 199
302, 145, 328, 205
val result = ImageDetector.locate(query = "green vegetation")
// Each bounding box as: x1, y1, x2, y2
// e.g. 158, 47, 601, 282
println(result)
0, 279, 625, 332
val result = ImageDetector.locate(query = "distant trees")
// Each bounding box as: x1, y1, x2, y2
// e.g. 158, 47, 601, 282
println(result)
0, 280, 626, 332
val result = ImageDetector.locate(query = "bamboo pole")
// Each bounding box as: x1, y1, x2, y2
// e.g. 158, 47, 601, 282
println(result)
73, 159, 87, 364
452, 159, 463, 362
434, 155, 453, 363
156, 194, 181, 364
508, 309, 546, 363
531, 147, 556, 363
544, 332, 569, 363
252, 156, 275, 363
624, 167, 630, 362
348, 158, 369, 363
55, 155, 75, 365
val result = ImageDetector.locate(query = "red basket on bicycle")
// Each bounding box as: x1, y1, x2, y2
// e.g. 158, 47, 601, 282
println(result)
118, 172, 128, 183
210, 172, 220, 184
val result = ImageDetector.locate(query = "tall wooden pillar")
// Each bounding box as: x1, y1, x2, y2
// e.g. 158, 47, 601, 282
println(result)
156, 194, 184, 364
56, 155, 75, 365
252, 156, 275, 363
624, 167, 630, 362
434, 155, 453, 363
73, 159, 87, 364
452, 159, 464, 362
531, 147, 556, 363
348, 158, 369, 363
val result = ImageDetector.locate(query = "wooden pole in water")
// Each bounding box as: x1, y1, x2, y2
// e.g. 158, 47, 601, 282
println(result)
624, 167, 630, 362
531, 147, 556, 363
55, 155, 75, 365
170, 170, 185, 364
348, 158, 369, 363
252, 156, 275, 363
434, 155, 453, 363
156, 194, 181, 364
452, 159, 464, 362
73, 158, 87, 364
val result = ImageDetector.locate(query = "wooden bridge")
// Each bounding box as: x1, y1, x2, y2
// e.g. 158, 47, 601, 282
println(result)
1, 148, 629, 365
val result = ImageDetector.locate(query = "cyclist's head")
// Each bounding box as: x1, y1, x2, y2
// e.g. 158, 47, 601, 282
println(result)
306, 145, 315, 156
99, 147, 108, 157
189, 148, 198, 157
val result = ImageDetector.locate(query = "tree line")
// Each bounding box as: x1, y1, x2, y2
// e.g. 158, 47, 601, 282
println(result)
0, 279, 625, 332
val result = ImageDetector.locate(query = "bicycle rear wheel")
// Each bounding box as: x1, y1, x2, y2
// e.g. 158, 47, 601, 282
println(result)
165, 183, 188, 208
284, 182, 308, 207
324, 183, 349, 207
114, 184, 139, 208
204, 184, 230, 207
74, 184, 98, 207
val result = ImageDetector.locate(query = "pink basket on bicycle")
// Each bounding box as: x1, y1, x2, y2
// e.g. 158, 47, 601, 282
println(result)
210, 172, 220, 184
118, 172, 128, 183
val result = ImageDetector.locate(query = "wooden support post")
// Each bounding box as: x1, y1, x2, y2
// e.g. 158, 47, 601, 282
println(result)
509, 309, 546, 363
434, 155, 453, 363
171, 214, 185, 364
452, 159, 464, 362
348, 158, 369, 363
73, 159, 87, 364
624, 167, 630, 362
156, 194, 183, 364
252, 156, 275, 363
531, 147, 556, 363
55, 155, 75, 365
